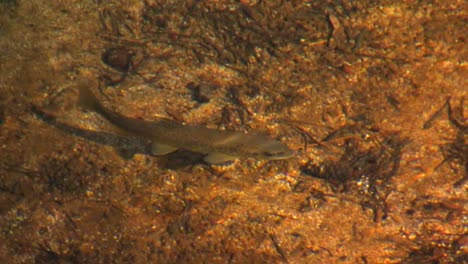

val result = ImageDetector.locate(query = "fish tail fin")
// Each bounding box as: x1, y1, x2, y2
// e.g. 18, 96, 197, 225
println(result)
76, 81, 132, 137
77, 81, 100, 111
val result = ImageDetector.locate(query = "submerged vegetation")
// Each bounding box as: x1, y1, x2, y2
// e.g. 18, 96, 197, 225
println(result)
0, 0, 466, 262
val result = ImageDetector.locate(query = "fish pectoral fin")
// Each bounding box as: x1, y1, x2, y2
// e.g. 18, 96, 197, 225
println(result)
203, 152, 237, 165
151, 142, 178, 155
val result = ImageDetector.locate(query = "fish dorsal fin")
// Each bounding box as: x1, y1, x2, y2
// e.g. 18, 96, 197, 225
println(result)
203, 152, 237, 165
151, 142, 178, 155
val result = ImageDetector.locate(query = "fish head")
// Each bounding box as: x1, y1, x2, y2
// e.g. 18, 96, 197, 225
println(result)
251, 139, 294, 160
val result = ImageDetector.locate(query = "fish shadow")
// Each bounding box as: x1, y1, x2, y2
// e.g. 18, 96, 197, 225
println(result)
31, 105, 205, 169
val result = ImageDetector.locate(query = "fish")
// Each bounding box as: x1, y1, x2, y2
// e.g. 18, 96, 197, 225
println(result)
78, 83, 294, 164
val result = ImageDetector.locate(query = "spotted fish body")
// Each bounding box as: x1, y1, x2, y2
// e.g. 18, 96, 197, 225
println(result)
79, 85, 294, 164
